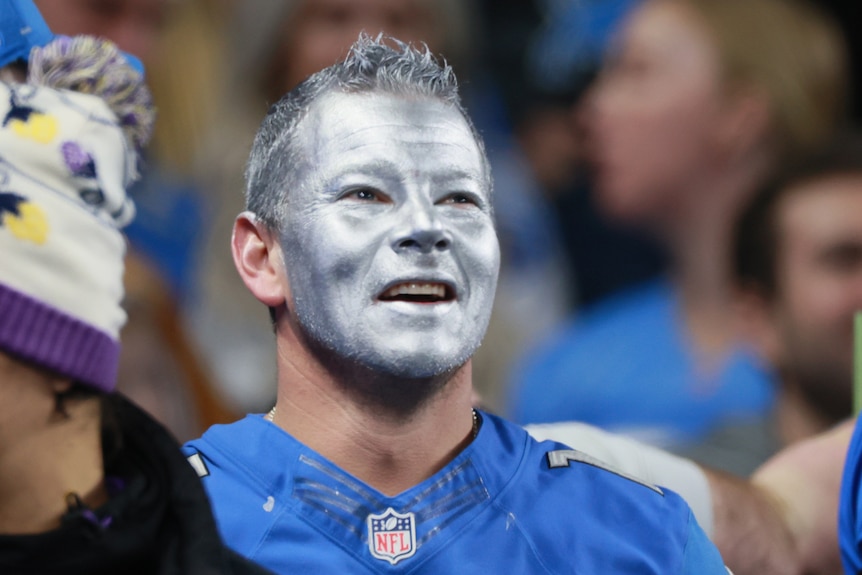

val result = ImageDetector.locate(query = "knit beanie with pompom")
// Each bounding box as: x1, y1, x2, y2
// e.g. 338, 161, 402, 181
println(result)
0, 3, 155, 391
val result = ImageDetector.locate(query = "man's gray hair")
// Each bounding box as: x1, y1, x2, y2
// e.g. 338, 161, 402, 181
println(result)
244, 33, 491, 229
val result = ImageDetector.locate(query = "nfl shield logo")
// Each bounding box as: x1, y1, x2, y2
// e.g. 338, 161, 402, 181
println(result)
367, 507, 417, 564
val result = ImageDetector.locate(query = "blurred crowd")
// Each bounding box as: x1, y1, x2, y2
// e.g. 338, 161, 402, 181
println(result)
32, 0, 861, 480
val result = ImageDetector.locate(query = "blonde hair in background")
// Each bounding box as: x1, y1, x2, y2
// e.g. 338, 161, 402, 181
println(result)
682, 0, 848, 165
146, 0, 228, 175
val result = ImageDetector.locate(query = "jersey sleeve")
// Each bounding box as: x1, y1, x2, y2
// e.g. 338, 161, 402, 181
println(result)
679, 510, 730, 574
526, 421, 714, 537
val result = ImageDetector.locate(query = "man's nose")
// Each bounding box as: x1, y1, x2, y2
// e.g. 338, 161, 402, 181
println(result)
391, 202, 451, 254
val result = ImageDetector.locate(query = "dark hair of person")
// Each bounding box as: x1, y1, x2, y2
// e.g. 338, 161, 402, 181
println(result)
733, 131, 862, 298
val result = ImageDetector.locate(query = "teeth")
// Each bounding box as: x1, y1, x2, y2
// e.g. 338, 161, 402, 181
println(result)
383, 283, 446, 299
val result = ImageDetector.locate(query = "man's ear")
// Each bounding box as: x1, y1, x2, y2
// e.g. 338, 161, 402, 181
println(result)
232, 212, 288, 308
735, 285, 781, 366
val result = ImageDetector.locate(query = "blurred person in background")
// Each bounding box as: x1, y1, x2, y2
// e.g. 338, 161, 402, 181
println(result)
690, 133, 862, 470
553, 133, 862, 475
509, 0, 848, 462
0, 4, 269, 572
529, 132, 862, 573
471, 0, 671, 411
34, 0, 241, 436
481, 0, 667, 310
32, 0, 221, 299
120, 253, 238, 442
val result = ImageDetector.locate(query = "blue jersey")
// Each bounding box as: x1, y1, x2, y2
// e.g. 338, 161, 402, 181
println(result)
184, 411, 727, 574
840, 417, 862, 572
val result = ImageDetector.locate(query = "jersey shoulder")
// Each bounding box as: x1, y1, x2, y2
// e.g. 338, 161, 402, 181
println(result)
511, 432, 681, 521
183, 417, 283, 557
490, 421, 726, 574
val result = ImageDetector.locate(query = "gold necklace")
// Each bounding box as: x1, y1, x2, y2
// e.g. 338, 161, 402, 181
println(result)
266, 406, 481, 439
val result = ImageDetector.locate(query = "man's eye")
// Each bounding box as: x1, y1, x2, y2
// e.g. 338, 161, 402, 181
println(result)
441, 193, 479, 207
345, 188, 380, 201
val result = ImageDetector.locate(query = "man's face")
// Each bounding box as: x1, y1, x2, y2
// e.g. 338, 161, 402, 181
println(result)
769, 175, 862, 418
278, 91, 499, 379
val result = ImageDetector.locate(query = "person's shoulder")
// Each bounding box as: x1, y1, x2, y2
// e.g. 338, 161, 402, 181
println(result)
182, 415, 273, 490
185, 412, 269, 452
525, 420, 717, 536
486, 425, 726, 573
184, 413, 258, 451
489, 416, 682, 517
516, 431, 672, 502
183, 415, 288, 558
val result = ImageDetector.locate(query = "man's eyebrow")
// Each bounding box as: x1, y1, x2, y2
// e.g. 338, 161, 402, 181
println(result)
326, 159, 403, 180
325, 162, 484, 185
432, 169, 485, 183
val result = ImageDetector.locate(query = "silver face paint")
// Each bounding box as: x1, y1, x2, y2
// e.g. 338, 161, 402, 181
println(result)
279, 92, 499, 378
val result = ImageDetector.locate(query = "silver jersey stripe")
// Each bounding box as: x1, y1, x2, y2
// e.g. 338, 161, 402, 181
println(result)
547, 449, 664, 495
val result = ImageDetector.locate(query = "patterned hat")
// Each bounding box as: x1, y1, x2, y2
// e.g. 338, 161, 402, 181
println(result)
0, 35, 154, 391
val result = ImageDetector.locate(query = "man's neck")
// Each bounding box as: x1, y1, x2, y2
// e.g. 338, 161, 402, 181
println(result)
0, 410, 106, 534
270, 339, 477, 496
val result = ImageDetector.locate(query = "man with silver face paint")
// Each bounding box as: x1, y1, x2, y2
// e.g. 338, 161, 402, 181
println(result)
184, 34, 729, 574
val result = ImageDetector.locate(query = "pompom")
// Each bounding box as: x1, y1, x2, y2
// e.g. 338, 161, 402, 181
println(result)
26, 36, 155, 153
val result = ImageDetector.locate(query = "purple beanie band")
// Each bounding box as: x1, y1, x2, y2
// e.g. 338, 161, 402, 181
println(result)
0, 284, 119, 392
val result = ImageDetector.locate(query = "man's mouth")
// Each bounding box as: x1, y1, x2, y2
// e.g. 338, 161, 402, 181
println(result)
378, 282, 455, 303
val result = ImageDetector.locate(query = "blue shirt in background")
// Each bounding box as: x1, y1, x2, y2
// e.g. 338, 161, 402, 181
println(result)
509, 279, 775, 448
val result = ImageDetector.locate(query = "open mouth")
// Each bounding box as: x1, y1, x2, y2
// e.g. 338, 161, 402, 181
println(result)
378, 282, 455, 303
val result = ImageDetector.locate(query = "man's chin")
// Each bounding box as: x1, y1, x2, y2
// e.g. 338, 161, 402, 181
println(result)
358, 349, 470, 381
299, 320, 477, 381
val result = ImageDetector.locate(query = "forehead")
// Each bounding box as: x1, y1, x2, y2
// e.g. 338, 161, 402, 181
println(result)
778, 174, 862, 247
616, 0, 719, 70
296, 91, 485, 179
